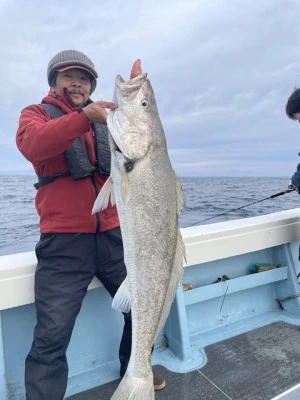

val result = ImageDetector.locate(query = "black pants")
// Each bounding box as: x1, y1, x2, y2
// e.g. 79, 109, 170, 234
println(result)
25, 228, 131, 400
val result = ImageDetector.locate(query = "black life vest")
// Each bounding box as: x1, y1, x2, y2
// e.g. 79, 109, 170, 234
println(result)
34, 103, 111, 189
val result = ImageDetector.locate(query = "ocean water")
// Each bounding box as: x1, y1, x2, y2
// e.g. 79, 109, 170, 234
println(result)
1, 175, 300, 257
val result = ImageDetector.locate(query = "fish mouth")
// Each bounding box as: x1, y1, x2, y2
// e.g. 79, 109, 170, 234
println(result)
115, 73, 148, 100
107, 72, 148, 161
117, 72, 147, 84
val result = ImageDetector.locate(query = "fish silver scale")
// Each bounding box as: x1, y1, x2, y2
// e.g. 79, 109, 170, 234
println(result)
93, 71, 185, 400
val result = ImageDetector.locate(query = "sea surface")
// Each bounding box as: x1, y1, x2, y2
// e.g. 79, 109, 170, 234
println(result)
1, 175, 300, 257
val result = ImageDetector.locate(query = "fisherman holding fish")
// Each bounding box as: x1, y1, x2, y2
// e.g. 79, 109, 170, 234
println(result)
16, 50, 166, 400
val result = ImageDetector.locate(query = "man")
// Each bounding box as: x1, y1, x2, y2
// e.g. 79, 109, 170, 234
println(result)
16, 50, 165, 400
286, 88, 300, 191
286, 87, 300, 122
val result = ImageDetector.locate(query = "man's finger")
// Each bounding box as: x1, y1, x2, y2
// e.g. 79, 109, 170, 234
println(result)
95, 101, 116, 110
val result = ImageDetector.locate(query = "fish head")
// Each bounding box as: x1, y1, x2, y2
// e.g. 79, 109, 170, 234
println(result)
107, 66, 165, 164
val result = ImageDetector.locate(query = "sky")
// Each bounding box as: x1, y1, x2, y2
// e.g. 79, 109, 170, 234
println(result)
1, 0, 300, 177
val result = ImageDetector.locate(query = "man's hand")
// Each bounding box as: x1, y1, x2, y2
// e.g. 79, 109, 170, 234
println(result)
83, 101, 116, 124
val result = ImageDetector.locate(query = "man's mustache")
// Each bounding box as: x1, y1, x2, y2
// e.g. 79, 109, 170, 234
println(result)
69, 90, 84, 96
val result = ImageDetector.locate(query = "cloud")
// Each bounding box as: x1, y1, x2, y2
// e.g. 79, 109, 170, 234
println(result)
1, 0, 300, 176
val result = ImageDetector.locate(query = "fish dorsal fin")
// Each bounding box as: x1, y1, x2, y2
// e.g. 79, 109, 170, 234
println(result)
112, 277, 131, 313
153, 228, 186, 342
92, 176, 115, 214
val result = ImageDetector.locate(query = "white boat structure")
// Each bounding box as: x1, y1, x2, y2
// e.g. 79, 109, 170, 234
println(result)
1, 208, 300, 399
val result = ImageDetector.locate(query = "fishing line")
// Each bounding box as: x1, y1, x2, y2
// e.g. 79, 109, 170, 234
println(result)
183, 187, 296, 228
219, 275, 229, 318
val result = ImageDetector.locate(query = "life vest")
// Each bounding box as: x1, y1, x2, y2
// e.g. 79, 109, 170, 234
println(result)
34, 103, 111, 189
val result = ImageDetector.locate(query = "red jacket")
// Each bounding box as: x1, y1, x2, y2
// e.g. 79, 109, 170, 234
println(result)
16, 89, 119, 233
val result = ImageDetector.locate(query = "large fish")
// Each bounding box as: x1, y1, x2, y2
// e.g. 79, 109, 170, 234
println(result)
92, 59, 186, 400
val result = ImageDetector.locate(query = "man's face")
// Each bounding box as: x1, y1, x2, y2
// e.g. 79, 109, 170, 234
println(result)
52, 68, 92, 107
293, 112, 300, 122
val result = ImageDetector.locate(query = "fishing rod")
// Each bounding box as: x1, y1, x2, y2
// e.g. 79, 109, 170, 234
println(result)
184, 186, 296, 228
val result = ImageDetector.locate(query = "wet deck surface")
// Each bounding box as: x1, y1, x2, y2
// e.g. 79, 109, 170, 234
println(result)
67, 321, 300, 400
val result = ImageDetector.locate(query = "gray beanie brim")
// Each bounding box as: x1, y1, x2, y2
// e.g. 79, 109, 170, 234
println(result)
47, 50, 98, 94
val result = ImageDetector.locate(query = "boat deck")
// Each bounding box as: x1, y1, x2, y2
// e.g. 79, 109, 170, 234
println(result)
67, 321, 300, 400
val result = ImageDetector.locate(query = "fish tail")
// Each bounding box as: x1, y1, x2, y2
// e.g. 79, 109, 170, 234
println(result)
111, 375, 154, 400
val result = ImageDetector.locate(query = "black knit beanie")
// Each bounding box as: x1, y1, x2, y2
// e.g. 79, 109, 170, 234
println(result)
47, 50, 98, 93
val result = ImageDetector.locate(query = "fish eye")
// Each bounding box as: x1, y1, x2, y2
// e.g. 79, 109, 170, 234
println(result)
141, 99, 149, 108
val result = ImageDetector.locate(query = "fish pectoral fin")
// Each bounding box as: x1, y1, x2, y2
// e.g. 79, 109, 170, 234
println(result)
91, 176, 115, 214
112, 277, 131, 313
174, 172, 186, 214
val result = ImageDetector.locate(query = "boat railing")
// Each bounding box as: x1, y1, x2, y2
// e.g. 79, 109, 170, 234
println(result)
1, 208, 300, 399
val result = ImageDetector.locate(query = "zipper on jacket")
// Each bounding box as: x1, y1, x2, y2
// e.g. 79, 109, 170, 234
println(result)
91, 174, 101, 232
84, 133, 101, 233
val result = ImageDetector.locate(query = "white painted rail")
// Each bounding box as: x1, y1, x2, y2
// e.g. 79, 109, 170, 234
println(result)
1, 208, 300, 311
